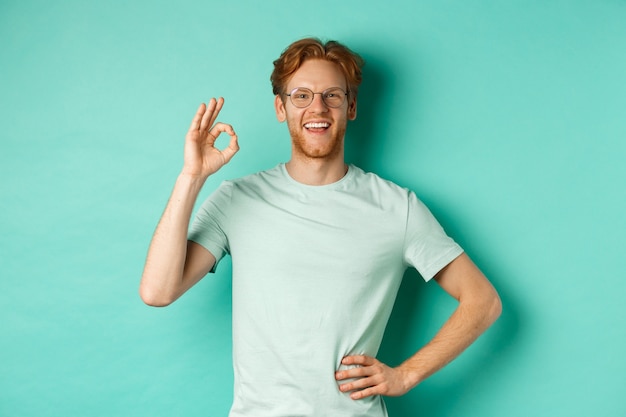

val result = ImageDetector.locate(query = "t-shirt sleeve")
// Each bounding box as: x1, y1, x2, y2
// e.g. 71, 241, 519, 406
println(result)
403, 191, 464, 281
188, 181, 232, 272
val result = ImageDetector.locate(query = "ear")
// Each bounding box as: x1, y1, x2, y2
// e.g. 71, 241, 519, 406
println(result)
275, 95, 286, 122
347, 97, 357, 120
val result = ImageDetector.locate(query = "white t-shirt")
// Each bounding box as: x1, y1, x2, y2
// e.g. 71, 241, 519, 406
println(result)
189, 164, 463, 417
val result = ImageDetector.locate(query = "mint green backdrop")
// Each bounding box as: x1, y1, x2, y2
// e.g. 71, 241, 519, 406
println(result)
1, 1, 624, 416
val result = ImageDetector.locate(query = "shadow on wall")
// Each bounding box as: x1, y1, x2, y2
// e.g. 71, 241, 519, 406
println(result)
345, 48, 521, 416
344, 51, 392, 167
379, 264, 520, 416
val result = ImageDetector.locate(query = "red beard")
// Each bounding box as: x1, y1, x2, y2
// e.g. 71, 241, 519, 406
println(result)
288, 123, 346, 160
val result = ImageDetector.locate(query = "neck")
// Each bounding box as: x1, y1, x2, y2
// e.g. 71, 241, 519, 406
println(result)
285, 154, 348, 186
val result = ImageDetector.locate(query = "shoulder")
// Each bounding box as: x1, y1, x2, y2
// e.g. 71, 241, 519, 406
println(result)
212, 165, 285, 201
225, 164, 283, 187
341, 166, 417, 215
348, 165, 411, 198
209, 166, 282, 195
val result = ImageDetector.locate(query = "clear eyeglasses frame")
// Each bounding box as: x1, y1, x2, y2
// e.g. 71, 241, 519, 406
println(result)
284, 87, 350, 108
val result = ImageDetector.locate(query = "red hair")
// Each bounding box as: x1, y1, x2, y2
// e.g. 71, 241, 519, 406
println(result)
271, 38, 364, 97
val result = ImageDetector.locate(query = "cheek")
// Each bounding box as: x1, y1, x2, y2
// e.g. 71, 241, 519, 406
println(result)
285, 109, 305, 125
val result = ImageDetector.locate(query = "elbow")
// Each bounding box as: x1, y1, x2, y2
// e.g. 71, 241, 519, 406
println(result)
139, 282, 175, 307
486, 290, 503, 325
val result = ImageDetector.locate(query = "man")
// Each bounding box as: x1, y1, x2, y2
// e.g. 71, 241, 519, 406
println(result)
140, 38, 501, 417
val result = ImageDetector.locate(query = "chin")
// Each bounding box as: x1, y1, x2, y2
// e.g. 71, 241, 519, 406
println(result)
293, 139, 343, 160
290, 129, 345, 161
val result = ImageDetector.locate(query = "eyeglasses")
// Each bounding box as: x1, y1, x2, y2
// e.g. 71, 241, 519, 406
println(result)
284, 87, 349, 108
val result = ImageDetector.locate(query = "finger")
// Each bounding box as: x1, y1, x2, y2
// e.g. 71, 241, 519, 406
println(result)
188, 103, 207, 132
350, 385, 380, 400
208, 122, 236, 139
208, 122, 239, 162
342, 355, 375, 366
339, 374, 379, 393
335, 366, 370, 381
207, 97, 224, 128
220, 132, 240, 164
199, 98, 218, 131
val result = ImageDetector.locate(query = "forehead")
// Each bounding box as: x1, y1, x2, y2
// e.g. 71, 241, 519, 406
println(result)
286, 59, 347, 91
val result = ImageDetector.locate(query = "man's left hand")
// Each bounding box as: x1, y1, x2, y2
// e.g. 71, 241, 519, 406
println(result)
335, 355, 412, 400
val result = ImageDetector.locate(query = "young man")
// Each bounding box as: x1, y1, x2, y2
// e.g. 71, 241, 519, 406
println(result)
140, 38, 501, 417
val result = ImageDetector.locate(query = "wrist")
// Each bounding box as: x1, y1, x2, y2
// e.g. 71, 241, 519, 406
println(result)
397, 361, 425, 391
178, 170, 209, 184
175, 172, 208, 197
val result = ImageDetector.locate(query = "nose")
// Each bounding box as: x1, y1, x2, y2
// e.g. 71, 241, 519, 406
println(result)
308, 93, 328, 112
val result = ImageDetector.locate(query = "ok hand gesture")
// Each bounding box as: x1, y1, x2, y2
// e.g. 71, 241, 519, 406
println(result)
183, 97, 239, 178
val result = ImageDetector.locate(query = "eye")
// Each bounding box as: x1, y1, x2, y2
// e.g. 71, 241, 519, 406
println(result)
291, 88, 312, 100
323, 88, 345, 99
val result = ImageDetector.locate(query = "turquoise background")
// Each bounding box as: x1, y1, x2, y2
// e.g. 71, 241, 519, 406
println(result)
1, 1, 625, 416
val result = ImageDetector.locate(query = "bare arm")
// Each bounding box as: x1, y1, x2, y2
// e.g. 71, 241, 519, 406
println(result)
139, 98, 239, 306
336, 253, 502, 399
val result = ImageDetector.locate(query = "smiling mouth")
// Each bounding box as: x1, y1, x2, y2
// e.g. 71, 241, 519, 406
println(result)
304, 122, 330, 130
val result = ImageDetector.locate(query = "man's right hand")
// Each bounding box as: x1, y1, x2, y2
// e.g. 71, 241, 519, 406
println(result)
139, 98, 237, 306
182, 97, 239, 178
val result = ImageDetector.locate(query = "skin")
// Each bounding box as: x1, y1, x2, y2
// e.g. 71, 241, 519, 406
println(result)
274, 59, 357, 185
335, 253, 501, 399
139, 98, 235, 306
140, 58, 502, 402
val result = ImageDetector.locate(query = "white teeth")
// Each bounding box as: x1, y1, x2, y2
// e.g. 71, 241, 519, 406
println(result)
305, 122, 330, 129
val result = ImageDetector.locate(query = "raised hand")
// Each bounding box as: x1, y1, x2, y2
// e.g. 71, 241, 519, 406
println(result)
182, 97, 239, 178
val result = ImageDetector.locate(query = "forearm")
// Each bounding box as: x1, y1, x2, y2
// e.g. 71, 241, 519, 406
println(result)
336, 254, 502, 400
399, 291, 501, 389
139, 173, 207, 306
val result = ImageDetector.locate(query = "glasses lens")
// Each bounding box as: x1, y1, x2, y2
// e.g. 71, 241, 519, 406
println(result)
322, 88, 347, 108
290, 88, 313, 108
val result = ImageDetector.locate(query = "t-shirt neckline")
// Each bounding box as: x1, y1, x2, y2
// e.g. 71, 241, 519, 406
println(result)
279, 163, 355, 190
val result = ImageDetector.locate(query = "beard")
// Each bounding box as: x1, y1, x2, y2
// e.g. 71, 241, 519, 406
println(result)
288, 123, 346, 160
